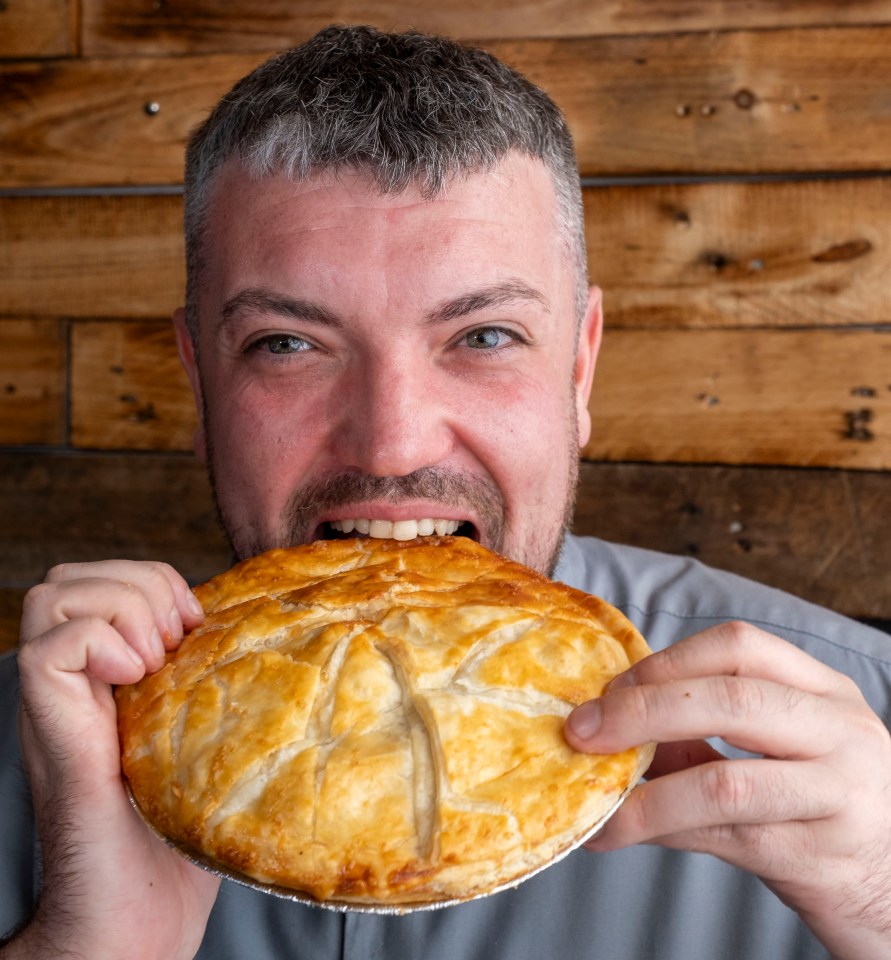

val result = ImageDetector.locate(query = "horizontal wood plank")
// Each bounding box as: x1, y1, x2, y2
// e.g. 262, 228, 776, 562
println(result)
80, 0, 891, 55
507, 27, 891, 178
4, 176, 890, 329
573, 461, 891, 623
68, 319, 891, 470
0, 319, 66, 445
585, 328, 891, 470
5, 27, 891, 186
70, 320, 196, 451
0, 453, 888, 654
0, 0, 73, 58
0, 194, 184, 320
0, 451, 229, 585
0, 52, 264, 188
585, 177, 891, 329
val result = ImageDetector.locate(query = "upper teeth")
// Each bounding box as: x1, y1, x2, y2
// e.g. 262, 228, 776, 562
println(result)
328, 518, 461, 541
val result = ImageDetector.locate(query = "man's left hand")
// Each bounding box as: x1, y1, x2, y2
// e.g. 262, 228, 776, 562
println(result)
565, 622, 891, 959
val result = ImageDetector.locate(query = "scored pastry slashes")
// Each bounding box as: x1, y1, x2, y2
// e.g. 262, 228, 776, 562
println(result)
116, 536, 654, 910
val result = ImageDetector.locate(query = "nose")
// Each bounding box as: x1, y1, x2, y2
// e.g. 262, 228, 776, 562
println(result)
332, 354, 453, 477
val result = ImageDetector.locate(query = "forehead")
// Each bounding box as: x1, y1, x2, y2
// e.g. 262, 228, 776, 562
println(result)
197, 154, 571, 319
206, 153, 560, 246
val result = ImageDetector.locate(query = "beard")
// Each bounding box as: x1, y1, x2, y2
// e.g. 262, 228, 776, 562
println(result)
200, 381, 581, 579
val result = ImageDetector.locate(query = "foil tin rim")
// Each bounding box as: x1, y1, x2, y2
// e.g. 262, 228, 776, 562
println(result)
125, 778, 635, 916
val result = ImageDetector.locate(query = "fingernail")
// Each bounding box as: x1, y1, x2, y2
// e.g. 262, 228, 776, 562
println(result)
568, 700, 602, 739
125, 644, 144, 666
149, 627, 165, 659
186, 592, 204, 619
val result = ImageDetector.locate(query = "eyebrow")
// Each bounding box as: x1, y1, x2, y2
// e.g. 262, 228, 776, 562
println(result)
217, 278, 549, 334
218, 288, 343, 334
427, 280, 550, 324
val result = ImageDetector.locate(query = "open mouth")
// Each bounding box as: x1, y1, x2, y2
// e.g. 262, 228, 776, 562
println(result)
319, 518, 478, 542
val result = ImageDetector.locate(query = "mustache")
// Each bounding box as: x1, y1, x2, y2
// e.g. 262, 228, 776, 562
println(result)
282, 468, 505, 543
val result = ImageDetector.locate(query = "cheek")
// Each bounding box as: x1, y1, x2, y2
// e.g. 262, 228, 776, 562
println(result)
206, 381, 317, 482
464, 377, 575, 486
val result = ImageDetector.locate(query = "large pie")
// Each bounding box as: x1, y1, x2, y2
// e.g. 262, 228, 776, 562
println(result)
116, 536, 653, 910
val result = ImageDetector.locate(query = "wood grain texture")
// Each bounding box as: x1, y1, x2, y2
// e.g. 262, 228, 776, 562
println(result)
585, 177, 891, 329
573, 461, 891, 623
5, 27, 891, 186
0, 0, 74, 58
80, 0, 891, 54
70, 320, 197, 451
0, 53, 263, 188
504, 27, 891, 177
1, 453, 889, 656
0, 194, 184, 320
0, 319, 66, 445
585, 328, 891, 470
0, 451, 229, 584
3, 178, 888, 329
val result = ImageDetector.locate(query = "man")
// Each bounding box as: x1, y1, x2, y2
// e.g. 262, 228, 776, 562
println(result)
2, 25, 890, 959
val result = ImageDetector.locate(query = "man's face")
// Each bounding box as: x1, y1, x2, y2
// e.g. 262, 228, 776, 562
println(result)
175, 154, 602, 575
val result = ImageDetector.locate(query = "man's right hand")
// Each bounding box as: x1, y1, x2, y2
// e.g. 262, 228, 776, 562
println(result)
6, 561, 219, 960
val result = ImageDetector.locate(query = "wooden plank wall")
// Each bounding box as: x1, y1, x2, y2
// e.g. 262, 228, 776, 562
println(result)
2, 1, 891, 653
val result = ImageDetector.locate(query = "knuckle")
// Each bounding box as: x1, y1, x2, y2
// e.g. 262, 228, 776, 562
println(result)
139, 560, 177, 594
20, 582, 61, 643
851, 706, 891, 749
616, 685, 659, 733
715, 674, 765, 719
44, 561, 81, 583
22, 580, 55, 614
702, 762, 757, 818
725, 822, 775, 864
648, 639, 685, 677
718, 619, 760, 655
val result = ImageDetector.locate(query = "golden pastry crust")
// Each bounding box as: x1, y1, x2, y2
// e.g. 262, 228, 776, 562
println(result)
116, 536, 654, 908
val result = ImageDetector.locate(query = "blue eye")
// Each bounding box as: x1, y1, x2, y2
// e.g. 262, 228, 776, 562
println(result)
253, 334, 311, 355
464, 327, 512, 349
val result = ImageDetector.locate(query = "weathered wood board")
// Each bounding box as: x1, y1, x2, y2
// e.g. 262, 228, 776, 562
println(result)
585, 328, 891, 469
0, 0, 74, 58
585, 177, 890, 329
0, 451, 229, 586
79, 0, 891, 54
0, 52, 263, 188
0, 319, 66, 445
0, 194, 185, 320
5, 27, 891, 186
70, 320, 197, 451
574, 461, 891, 623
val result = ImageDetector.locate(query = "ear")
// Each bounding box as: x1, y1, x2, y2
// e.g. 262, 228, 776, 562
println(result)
172, 307, 207, 461
573, 285, 604, 449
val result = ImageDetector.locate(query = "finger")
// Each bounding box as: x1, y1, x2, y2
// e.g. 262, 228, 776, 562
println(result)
18, 616, 148, 693
610, 621, 857, 702
585, 758, 842, 853
646, 739, 726, 778
567, 675, 841, 760
43, 559, 204, 647
21, 578, 167, 670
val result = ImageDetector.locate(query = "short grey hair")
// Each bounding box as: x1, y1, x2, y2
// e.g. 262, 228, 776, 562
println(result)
184, 24, 588, 336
